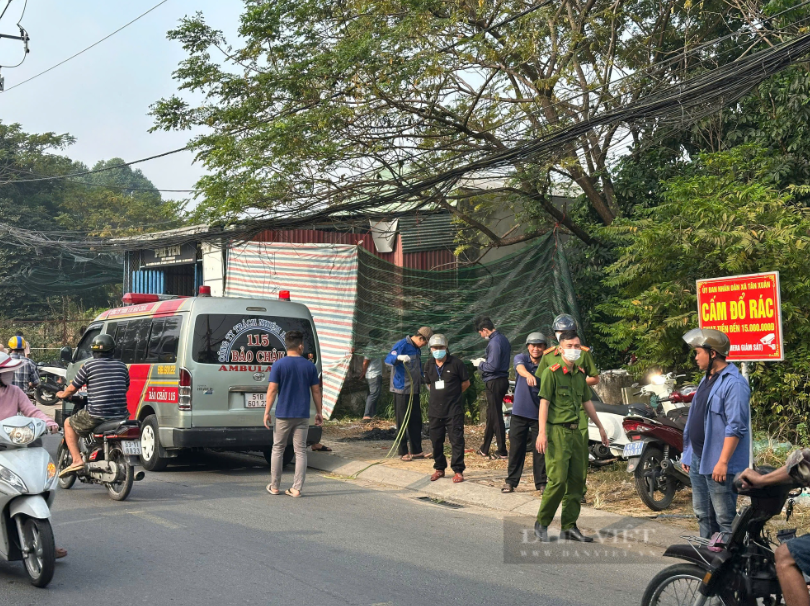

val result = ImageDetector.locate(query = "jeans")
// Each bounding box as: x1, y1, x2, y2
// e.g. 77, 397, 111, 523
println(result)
364, 376, 383, 417
394, 391, 423, 456
689, 452, 738, 538
505, 414, 546, 489
270, 418, 309, 492
481, 377, 509, 456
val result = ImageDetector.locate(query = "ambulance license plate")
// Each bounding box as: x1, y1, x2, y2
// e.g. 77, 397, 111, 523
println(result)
244, 393, 266, 408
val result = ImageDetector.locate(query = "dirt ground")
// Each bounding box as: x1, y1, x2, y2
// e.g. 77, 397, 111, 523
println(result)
319, 419, 810, 535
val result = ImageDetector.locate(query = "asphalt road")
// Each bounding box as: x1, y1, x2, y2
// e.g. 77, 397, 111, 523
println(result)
0, 436, 671, 605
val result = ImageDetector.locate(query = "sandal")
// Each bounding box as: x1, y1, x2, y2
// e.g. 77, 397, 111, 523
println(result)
266, 484, 280, 495
59, 461, 84, 477
430, 470, 445, 481
400, 454, 413, 461
311, 445, 332, 452
475, 448, 491, 459
285, 488, 302, 498
411, 453, 426, 460
453, 473, 464, 483
56, 547, 67, 559
501, 484, 514, 493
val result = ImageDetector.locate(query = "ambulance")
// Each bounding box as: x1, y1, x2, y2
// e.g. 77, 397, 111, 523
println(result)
60, 289, 322, 470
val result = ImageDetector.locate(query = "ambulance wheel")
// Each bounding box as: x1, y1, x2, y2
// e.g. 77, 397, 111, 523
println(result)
140, 415, 170, 471
263, 445, 295, 467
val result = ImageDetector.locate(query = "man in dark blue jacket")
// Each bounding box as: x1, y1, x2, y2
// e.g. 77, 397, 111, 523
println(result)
472, 316, 511, 459
384, 326, 432, 461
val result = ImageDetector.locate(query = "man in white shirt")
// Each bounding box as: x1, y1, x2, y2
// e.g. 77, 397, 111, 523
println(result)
362, 356, 383, 421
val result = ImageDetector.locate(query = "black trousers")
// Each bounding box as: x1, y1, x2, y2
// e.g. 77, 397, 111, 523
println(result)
394, 391, 423, 456
505, 414, 547, 489
481, 377, 509, 456
429, 411, 466, 473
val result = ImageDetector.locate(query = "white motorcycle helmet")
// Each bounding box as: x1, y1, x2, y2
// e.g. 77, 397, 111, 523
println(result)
0, 352, 23, 382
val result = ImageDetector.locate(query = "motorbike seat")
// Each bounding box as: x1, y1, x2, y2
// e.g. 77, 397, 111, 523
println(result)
592, 401, 633, 416
93, 419, 129, 434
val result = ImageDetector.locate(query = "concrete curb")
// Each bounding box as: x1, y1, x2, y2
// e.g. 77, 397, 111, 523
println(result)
308, 451, 690, 550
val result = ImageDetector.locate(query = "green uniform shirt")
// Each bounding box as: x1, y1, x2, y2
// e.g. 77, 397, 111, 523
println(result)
536, 346, 598, 379
539, 363, 593, 428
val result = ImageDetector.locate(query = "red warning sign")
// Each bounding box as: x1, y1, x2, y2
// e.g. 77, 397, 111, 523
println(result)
696, 272, 783, 362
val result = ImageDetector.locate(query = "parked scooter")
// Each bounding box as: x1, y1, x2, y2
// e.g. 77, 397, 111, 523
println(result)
0, 416, 59, 587
34, 363, 66, 406
622, 382, 695, 511
587, 398, 655, 462
55, 399, 145, 501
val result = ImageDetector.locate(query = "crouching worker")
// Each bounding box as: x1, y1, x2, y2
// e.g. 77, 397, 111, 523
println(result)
423, 334, 470, 483
57, 334, 130, 477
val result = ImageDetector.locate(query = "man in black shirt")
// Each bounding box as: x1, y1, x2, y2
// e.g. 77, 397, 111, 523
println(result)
423, 334, 470, 483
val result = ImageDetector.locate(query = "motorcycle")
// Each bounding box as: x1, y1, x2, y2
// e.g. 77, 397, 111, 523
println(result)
622, 378, 696, 511
0, 416, 59, 587
588, 397, 655, 463
34, 363, 67, 406
55, 399, 145, 501
642, 468, 801, 606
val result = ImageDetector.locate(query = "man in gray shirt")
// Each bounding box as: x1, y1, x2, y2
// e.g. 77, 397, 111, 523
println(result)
362, 356, 383, 421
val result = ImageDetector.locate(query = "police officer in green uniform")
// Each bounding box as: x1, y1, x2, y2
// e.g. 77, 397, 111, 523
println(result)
536, 314, 600, 389
536, 314, 600, 505
534, 330, 609, 542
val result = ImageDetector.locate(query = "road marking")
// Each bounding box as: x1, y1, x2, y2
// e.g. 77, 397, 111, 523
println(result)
55, 517, 103, 527
128, 511, 183, 529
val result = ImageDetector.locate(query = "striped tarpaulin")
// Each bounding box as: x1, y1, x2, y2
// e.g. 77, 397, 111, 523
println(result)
224, 242, 358, 419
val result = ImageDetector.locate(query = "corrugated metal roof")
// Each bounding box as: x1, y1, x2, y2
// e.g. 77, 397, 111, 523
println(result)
398, 214, 457, 253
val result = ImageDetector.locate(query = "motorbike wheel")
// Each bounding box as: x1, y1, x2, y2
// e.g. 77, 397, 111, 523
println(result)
34, 386, 58, 406
634, 446, 676, 511
55, 443, 76, 490
19, 517, 56, 588
642, 563, 727, 606
106, 449, 134, 501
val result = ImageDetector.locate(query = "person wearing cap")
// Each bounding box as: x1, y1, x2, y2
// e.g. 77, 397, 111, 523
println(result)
534, 331, 609, 543
502, 332, 548, 494
472, 316, 511, 459
536, 314, 600, 387
423, 334, 470, 483
384, 326, 432, 461
682, 328, 750, 538
7, 336, 39, 393
0, 352, 66, 559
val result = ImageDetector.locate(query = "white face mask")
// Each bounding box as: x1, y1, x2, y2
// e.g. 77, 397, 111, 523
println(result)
563, 348, 582, 362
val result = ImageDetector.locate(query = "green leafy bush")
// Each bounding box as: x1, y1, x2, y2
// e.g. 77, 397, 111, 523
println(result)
597, 145, 810, 436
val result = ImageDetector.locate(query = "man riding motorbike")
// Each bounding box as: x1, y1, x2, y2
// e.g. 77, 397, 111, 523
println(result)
740, 452, 810, 606
0, 352, 67, 559
56, 334, 130, 477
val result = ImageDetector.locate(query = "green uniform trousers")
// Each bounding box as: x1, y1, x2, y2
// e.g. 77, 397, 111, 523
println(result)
536, 423, 588, 530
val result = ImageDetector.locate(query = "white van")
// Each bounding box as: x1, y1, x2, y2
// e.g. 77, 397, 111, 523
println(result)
61, 292, 322, 470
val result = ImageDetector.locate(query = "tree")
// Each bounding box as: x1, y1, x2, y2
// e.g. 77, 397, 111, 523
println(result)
152, 0, 757, 245
597, 145, 810, 431
0, 122, 186, 316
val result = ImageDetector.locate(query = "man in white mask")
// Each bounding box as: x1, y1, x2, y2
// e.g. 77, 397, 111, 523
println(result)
534, 331, 608, 543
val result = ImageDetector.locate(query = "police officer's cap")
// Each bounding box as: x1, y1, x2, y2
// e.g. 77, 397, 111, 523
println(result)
552, 314, 577, 332
526, 332, 547, 345
428, 333, 448, 348
682, 328, 731, 357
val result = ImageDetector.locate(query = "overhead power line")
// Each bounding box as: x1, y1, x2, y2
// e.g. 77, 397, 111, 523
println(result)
1, 0, 169, 92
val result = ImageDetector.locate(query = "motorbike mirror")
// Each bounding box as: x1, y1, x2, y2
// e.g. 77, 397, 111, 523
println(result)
59, 346, 72, 363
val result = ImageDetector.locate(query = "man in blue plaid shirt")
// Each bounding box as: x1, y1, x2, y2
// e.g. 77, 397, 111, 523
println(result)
8, 336, 39, 391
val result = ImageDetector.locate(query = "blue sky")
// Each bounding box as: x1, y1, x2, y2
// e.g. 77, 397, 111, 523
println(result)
0, 0, 243, 197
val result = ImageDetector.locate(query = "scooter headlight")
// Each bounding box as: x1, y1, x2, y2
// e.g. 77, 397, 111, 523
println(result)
3, 422, 35, 445
0, 464, 27, 495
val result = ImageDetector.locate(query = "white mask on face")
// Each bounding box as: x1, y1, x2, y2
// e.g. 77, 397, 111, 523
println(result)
563, 348, 582, 362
